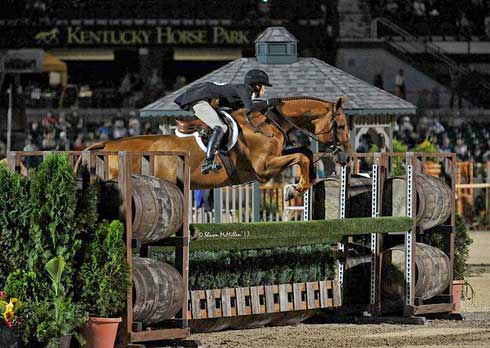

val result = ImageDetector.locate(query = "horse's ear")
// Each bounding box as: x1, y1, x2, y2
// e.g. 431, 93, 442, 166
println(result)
336, 96, 348, 110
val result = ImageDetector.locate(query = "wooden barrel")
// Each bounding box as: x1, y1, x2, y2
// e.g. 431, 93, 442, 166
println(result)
312, 175, 372, 219
132, 257, 184, 324
131, 175, 184, 243
343, 244, 372, 305
382, 243, 451, 301
383, 174, 451, 230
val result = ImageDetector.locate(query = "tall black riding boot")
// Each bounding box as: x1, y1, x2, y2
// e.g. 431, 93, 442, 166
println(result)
201, 126, 225, 174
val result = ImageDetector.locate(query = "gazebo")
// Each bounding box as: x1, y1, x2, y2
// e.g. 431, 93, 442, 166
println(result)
141, 27, 416, 151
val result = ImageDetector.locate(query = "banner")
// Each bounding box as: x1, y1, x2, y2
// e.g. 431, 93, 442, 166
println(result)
0, 26, 253, 48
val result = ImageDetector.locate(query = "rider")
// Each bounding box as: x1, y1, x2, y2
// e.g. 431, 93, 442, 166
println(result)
174, 69, 272, 174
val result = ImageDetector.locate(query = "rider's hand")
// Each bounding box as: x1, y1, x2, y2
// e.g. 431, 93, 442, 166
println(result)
250, 100, 268, 113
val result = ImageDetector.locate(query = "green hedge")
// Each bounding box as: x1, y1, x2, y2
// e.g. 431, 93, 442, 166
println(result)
152, 244, 336, 290
189, 216, 413, 251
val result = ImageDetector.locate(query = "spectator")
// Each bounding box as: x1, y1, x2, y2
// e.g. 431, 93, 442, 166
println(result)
395, 69, 406, 99
413, 0, 426, 17
455, 138, 469, 160
485, 16, 490, 38
41, 132, 56, 150
0, 141, 5, 159
41, 111, 57, 130
459, 13, 472, 40
30, 121, 43, 148
385, 0, 399, 16
73, 134, 85, 151
98, 120, 113, 139
438, 134, 453, 153
56, 131, 70, 151
113, 120, 128, 139
449, 68, 463, 109
119, 72, 133, 98
128, 118, 141, 136
143, 121, 155, 135
429, 117, 445, 135
374, 73, 384, 89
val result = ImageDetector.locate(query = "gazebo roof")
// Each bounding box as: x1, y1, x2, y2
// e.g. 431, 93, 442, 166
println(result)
254, 26, 298, 43
141, 57, 416, 117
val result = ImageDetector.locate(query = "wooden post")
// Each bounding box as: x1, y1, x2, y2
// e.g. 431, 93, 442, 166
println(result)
175, 153, 191, 328
6, 151, 16, 171
449, 154, 457, 297
118, 151, 133, 343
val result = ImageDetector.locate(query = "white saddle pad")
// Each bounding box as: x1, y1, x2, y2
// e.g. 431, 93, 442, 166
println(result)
174, 110, 239, 153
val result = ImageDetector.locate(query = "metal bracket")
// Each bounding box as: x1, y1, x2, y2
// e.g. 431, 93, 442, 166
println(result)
370, 162, 379, 306
303, 188, 310, 221
337, 165, 347, 287
405, 153, 414, 306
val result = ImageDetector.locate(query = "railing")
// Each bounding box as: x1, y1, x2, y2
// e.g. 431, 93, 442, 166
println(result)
189, 182, 306, 224
372, 17, 465, 74
371, 17, 490, 106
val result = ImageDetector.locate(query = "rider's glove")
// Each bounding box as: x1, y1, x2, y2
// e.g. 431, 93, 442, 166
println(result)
249, 100, 268, 113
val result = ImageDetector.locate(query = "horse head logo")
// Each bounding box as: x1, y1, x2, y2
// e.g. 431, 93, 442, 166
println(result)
34, 28, 60, 44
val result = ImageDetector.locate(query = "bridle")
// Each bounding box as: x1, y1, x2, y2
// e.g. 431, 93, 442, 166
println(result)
245, 99, 346, 154
272, 102, 344, 149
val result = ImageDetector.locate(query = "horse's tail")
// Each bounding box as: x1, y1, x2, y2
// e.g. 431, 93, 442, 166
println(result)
74, 141, 107, 175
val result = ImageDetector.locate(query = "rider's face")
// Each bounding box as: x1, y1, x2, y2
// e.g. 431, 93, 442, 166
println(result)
258, 85, 266, 97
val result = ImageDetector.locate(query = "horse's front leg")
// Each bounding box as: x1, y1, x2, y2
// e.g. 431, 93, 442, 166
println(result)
255, 153, 311, 200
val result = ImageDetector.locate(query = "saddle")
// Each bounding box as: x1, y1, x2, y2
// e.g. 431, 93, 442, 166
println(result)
175, 107, 236, 137
175, 108, 240, 179
176, 118, 209, 135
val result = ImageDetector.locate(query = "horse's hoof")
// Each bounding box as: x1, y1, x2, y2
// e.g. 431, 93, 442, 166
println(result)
284, 184, 296, 201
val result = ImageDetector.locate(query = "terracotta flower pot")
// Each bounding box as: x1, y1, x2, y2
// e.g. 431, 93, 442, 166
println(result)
452, 280, 465, 314
82, 317, 122, 348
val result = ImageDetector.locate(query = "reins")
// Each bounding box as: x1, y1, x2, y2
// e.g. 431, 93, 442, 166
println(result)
273, 97, 341, 146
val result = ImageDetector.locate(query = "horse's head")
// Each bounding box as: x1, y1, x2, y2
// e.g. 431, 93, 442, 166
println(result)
273, 95, 352, 161
313, 96, 350, 146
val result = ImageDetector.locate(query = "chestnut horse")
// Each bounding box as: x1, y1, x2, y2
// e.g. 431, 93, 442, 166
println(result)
80, 96, 352, 197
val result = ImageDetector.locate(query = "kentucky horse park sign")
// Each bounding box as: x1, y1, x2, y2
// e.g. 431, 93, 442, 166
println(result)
2, 25, 252, 48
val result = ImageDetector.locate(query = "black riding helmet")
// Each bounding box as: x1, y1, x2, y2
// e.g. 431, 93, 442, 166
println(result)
244, 69, 272, 87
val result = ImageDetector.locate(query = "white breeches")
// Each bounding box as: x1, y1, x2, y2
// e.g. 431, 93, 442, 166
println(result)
192, 101, 228, 133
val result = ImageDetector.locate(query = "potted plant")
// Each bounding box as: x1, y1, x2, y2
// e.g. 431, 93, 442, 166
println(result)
0, 291, 23, 348
428, 215, 473, 315
412, 138, 440, 177
79, 220, 130, 348
451, 215, 474, 315
26, 256, 87, 348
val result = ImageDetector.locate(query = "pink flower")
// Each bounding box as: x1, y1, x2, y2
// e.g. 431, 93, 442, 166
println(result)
0, 291, 5, 299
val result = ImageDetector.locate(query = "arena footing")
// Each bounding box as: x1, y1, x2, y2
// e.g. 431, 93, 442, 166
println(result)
309, 315, 428, 326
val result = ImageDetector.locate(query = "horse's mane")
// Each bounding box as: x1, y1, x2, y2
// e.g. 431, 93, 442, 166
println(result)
278, 96, 332, 104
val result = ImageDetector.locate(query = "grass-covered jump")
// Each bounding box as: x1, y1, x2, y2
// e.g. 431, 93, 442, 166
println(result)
188, 216, 412, 251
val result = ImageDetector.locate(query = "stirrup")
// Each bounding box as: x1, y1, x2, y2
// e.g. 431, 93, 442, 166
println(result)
201, 158, 222, 174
